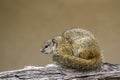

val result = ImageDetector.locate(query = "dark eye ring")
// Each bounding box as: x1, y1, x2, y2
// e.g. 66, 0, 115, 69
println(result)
45, 45, 48, 48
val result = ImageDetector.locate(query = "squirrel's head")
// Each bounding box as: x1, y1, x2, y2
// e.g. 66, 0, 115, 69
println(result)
40, 36, 62, 54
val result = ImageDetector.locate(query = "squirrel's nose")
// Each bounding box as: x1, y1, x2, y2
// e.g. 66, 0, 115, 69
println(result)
40, 49, 44, 53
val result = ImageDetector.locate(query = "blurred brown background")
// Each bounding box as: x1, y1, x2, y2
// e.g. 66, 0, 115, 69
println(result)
0, 0, 120, 71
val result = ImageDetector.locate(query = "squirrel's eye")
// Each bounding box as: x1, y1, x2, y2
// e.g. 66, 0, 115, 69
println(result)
45, 45, 48, 48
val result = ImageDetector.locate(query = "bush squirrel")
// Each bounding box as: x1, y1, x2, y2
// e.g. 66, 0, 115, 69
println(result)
40, 28, 103, 71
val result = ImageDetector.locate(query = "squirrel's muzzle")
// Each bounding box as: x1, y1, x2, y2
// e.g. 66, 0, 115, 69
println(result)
40, 48, 52, 54
40, 48, 44, 53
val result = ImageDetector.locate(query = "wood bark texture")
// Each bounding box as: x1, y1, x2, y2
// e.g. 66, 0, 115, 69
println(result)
0, 63, 120, 80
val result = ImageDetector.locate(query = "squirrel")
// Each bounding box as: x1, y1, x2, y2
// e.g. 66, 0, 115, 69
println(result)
40, 28, 103, 71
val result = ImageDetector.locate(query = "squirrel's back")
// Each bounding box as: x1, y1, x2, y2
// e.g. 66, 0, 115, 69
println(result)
62, 28, 102, 58
62, 28, 95, 43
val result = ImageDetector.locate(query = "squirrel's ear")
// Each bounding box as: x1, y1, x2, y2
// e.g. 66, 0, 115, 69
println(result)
52, 39, 56, 44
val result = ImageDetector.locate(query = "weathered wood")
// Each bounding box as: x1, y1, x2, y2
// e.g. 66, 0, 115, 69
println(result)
0, 63, 120, 80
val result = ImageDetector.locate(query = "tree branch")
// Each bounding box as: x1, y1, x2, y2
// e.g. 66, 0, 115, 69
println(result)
0, 63, 120, 80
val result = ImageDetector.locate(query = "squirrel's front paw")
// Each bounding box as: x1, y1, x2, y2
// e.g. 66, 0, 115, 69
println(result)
52, 54, 63, 62
53, 54, 61, 59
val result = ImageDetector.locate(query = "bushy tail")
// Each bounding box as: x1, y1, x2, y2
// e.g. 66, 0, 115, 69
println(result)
53, 54, 102, 71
